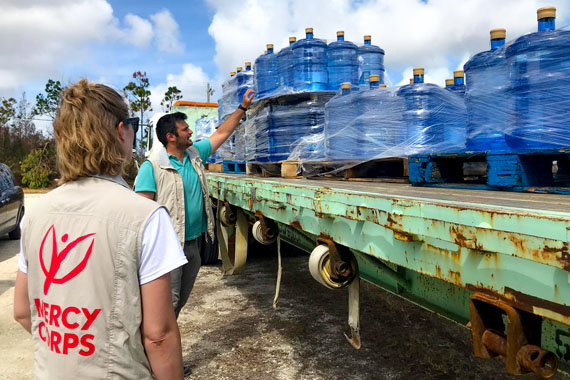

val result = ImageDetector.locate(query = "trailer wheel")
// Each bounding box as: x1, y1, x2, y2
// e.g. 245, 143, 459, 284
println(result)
309, 244, 357, 289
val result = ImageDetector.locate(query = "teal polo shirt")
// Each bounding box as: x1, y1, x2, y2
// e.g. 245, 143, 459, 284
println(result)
135, 139, 212, 241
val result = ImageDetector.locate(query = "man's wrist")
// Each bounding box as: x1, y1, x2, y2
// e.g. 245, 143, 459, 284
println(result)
238, 105, 247, 112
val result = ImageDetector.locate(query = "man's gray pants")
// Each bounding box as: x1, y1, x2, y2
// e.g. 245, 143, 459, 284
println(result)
171, 234, 203, 318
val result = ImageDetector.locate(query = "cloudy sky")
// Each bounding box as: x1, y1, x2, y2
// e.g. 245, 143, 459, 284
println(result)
2, 0, 569, 123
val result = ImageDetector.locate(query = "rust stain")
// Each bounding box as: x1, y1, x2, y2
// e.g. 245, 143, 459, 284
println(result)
505, 287, 570, 323
466, 284, 570, 326
424, 242, 463, 266
248, 199, 253, 209
290, 220, 303, 230
448, 270, 462, 286
435, 265, 442, 278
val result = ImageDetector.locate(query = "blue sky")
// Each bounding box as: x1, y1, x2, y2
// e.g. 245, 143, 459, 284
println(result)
1, 0, 569, 127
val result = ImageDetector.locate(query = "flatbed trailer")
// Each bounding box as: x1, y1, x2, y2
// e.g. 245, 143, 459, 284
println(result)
208, 173, 570, 377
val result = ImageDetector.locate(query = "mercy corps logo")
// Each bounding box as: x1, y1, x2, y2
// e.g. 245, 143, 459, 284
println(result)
35, 225, 101, 356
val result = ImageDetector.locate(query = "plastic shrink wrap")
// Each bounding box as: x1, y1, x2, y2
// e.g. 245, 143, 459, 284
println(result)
396, 69, 466, 154
236, 63, 254, 103
278, 37, 297, 89
195, 116, 218, 163
291, 73, 467, 163
244, 108, 270, 162
464, 28, 510, 151
505, 7, 570, 149
219, 72, 239, 120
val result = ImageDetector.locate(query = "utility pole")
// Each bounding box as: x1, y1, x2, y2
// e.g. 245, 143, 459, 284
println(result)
206, 83, 215, 103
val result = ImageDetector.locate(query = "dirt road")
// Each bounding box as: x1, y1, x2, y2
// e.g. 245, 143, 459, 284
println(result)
1, 194, 568, 379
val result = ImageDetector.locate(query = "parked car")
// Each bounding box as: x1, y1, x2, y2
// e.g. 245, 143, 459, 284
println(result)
0, 163, 24, 239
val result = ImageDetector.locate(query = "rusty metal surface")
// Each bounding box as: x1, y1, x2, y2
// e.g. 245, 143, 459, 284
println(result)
470, 292, 558, 378
208, 173, 570, 328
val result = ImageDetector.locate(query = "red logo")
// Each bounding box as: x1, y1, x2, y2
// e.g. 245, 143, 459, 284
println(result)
39, 225, 96, 295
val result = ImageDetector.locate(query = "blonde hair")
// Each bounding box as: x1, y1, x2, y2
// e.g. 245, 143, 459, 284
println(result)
54, 79, 130, 183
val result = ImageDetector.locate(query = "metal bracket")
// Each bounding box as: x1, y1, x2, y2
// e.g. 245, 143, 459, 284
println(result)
469, 292, 557, 378
317, 236, 354, 283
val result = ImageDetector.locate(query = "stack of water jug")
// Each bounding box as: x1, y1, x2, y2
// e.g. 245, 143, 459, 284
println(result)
218, 62, 254, 121
225, 6, 570, 164
465, 6, 570, 151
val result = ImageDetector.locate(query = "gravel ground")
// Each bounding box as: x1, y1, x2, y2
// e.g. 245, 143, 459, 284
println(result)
178, 246, 569, 380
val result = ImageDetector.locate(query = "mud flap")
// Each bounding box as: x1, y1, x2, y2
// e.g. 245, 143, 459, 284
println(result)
218, 199, 248, 275
344, 276, 361, 349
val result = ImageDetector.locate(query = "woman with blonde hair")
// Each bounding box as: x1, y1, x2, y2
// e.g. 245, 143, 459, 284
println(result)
13, 79, 187, 380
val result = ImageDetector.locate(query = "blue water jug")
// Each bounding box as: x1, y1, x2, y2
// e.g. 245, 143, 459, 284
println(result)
220, 71, 239, 119
358, 35, 385, 85
292, 28, 328, 91
464, 28, 510, 151
277, 37, 296, 89
355, 76, 404, 158
327, 31, 359, 91
397, 68, 466, 153
325, 82, 361, 160
506, 6, 570, 149
237, 62, 254, 101
268, 99, 327, 162
254, 44, 280, 98
445, 70, 466, 97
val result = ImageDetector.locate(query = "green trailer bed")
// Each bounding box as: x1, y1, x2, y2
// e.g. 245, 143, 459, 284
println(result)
208, 173, 570, 375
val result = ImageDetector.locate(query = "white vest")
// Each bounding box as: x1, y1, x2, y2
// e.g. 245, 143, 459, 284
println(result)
147, 146, 215, 244
22, 175, 162, 379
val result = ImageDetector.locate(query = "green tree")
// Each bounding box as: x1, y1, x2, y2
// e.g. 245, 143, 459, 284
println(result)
160, 86, 183, 112
20, 141, 56, 189
33, 79, 65, 121
0, 97, 16, 127
123, 71, 152, 154
0, 93, 48, 185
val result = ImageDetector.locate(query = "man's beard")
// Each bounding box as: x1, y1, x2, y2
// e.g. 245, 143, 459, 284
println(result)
177, 138, 193, 149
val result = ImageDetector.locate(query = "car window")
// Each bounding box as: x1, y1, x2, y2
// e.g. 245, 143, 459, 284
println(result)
0, 164, 13, 193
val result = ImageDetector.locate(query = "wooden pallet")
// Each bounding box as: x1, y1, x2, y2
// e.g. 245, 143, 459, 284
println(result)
205, 163, 224, 173
246, 157, 409, 182
409, 148, 570, 194
222, 160, 246, 174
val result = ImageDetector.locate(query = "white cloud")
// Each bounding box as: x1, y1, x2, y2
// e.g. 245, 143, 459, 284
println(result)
123, 14, 154, 47
0, 2, 186, 94
150, 9, 185, 54
149, 63, 216, 113
0, 0, 118, 92
206, 0, 570, 86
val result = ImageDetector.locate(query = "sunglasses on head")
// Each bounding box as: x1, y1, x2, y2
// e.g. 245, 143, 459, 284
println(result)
119, 117, 139, 135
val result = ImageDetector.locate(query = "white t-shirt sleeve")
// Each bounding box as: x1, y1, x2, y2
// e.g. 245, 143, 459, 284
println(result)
18, 223, 27, 273
139, 207, 188, 285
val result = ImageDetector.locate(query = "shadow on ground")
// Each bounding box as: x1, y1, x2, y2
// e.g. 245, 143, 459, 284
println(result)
177, 242, 567, 380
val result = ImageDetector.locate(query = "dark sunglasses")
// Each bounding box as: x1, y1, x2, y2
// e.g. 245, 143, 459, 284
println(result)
119, 117, 139, 135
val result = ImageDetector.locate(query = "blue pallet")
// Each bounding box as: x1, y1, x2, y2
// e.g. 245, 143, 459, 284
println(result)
409, 148, 570, 194
222, 160, 246, 174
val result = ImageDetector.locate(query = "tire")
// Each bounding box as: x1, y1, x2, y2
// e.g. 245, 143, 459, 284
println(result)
8, 224, 21, 240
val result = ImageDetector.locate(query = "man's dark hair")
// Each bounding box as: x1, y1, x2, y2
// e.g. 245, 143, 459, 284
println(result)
156, 112, 187, 147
